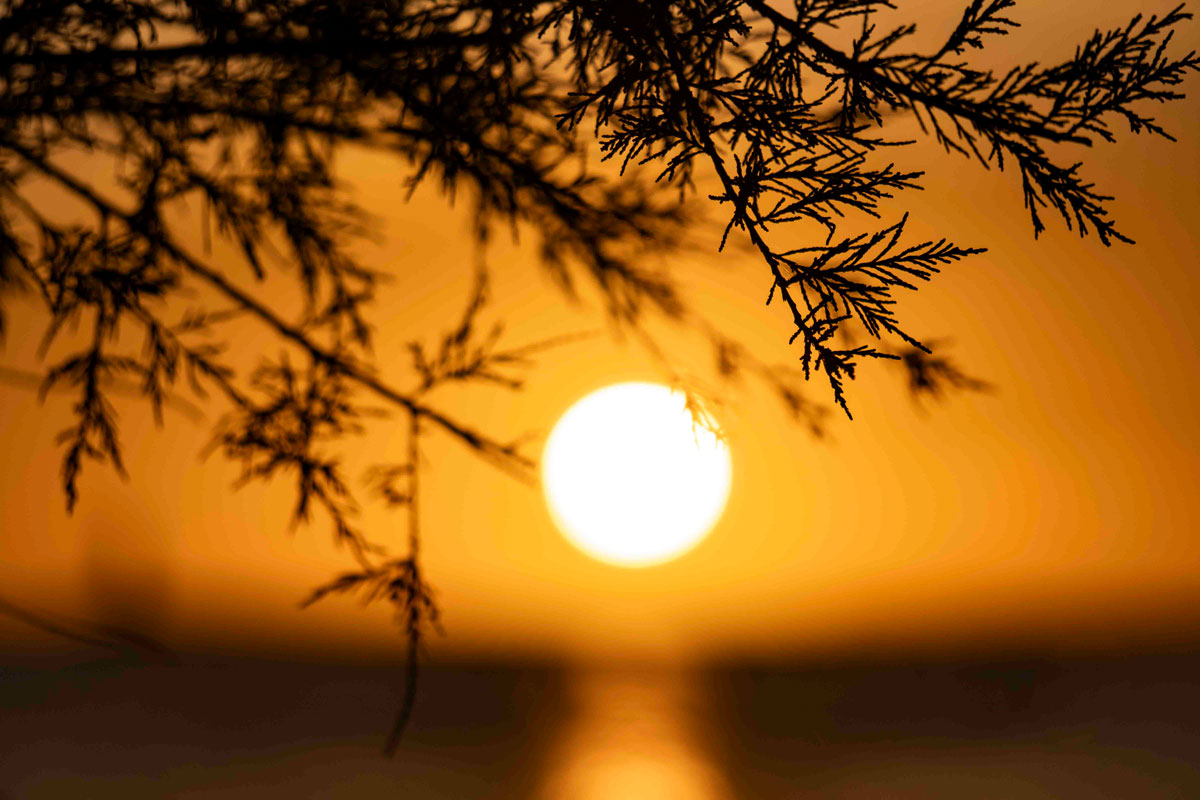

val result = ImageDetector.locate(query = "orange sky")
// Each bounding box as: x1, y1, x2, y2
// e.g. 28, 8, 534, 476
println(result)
2, 0, 1199, 666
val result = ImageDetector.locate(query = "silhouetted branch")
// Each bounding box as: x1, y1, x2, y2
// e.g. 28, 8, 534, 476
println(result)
0, 594, 179, 663
0, 364, 206, 420
898, 341, 993, 405
300, 555, 438, 755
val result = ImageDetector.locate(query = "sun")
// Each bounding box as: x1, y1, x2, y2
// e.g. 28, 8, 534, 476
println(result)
542, 382, 732, 567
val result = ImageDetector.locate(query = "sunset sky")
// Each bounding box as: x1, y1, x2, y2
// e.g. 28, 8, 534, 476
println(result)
3, 2, 1200, 797
2, 0, 1199, 673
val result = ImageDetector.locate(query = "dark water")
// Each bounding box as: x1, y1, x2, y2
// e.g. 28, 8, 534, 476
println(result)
2, 648, 1198, 798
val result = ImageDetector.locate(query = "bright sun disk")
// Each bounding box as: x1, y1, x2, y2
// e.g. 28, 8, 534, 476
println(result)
542, 382, 732, 567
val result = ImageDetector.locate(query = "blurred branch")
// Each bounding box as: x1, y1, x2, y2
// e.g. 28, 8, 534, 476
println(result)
0, 594, 179, 663
0, 364, 206, 421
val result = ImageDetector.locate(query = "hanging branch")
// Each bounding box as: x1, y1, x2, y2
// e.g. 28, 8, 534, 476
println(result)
554, 0, 1195, 413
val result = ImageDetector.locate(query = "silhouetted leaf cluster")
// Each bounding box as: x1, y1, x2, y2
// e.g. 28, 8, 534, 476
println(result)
302, 556, 438, 754
898, 339, 993, 406
548, 0, 1196, 413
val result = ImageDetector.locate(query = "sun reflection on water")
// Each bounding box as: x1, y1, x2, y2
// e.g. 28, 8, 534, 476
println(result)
539, 669, 731, 800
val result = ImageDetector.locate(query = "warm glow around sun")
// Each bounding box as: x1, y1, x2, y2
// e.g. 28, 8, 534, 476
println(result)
542, 382, 732, 567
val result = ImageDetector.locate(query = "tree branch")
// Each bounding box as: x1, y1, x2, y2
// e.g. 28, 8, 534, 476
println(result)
0, 32, 502, 69
744, 0, 1094, 146
7, 143, 533, 478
